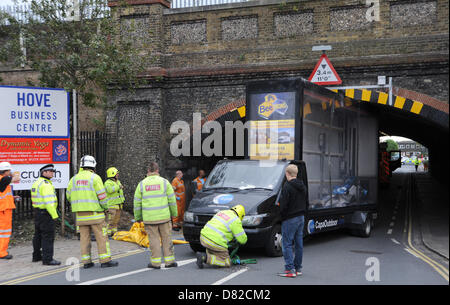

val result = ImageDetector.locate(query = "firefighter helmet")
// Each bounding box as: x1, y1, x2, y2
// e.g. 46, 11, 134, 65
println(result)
106, 167, 119, 178
231, 204, 246, 221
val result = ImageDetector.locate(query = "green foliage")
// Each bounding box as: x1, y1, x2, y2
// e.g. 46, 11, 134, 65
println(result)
385, 139, 399, 152
0, 0, 147, 108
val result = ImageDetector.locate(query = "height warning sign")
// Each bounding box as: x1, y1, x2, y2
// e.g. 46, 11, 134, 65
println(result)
308, 54, 342, 85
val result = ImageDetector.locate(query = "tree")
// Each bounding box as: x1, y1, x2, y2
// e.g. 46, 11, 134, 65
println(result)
0, 0, 148, 107
385, 139, 399, 152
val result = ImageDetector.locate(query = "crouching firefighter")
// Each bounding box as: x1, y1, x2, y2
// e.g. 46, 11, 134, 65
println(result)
104, 167, 125, 237
66, 155, 118, 269
196, 205, 247, 268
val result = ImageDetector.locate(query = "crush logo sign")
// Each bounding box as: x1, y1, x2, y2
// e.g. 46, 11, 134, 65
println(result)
213, 194, 234, 204
257, 94, 288, 120
307, 218, 340, 234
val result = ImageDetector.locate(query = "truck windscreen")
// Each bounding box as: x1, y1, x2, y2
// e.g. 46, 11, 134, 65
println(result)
204, 162, 285, 190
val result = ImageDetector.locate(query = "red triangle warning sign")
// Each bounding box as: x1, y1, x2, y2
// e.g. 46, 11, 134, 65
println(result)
308, 54, 342, 85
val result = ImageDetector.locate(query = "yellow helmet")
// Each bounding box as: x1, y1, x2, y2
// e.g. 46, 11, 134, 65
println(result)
106, 167, 119, 178
231, 205, 245, 220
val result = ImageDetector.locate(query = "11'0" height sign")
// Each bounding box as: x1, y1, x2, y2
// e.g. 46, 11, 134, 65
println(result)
0, 86, 70, 190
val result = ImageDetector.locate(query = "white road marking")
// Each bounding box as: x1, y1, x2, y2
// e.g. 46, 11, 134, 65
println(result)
77, 258, 196, 285
212, 267, 249, 285
391, 238, 400, 245
387, 229, 393, 235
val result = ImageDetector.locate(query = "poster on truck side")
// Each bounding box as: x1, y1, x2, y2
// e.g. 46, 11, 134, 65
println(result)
247, 91, 297, 160
0, 86, 70, 190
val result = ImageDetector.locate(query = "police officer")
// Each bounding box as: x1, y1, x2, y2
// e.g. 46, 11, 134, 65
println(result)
134, 162, 178, 269
31, 164, 61, 265
104, 167, 125, 237
196, 205, 247, 268
66, 155, 118, 268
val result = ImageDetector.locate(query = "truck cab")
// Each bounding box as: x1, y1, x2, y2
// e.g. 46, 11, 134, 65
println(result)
183, 159, 308, 257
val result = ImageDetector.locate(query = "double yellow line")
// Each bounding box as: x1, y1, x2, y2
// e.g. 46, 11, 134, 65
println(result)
0, 249, 145, 285
404, 175, 449, 282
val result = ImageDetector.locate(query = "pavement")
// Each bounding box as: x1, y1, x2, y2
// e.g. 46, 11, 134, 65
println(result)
0, 227, 185, 283
414, 172, 449, 260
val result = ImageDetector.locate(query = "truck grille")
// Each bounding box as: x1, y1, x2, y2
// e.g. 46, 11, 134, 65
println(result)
196, 214, 213, 224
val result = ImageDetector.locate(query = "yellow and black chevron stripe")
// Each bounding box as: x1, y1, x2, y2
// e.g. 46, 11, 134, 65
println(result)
222, 88, 446, 130
329, 88, 424, 115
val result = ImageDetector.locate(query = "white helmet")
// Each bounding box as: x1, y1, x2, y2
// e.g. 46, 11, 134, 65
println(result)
0, 162, 12, 171
80, 155, 97, 168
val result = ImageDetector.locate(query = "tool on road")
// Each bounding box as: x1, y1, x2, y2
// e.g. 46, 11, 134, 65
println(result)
229, 243, 257, 265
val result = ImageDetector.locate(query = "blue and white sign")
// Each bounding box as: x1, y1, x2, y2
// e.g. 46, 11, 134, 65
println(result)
213, 194, 234, 205
0, 86, 69, 138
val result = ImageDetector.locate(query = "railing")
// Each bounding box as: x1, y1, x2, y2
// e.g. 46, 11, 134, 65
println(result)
171, 0, 251, 9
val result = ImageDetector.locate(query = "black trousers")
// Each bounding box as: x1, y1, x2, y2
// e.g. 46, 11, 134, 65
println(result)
32, 209, 55, 263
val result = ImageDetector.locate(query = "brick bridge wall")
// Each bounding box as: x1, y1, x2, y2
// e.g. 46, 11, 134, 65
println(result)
105, 0, 448, 202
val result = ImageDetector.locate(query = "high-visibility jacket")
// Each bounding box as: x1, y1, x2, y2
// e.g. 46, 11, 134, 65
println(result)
0, 175, 15, 212
134, 174, 177, 224
171, 177, 185, 201
66, 169, 108, 225
193, 176, 206, 191
200, 209, 247, 249
104, 178, 125, 209
31, 177, 58, 219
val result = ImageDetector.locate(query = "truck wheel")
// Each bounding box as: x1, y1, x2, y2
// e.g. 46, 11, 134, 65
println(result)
356, 216, 372, 237
264, 224, 283, 257
189, 242, 205, 253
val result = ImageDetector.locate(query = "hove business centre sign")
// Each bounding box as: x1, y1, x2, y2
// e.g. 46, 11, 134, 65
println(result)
0, 86, 70, 190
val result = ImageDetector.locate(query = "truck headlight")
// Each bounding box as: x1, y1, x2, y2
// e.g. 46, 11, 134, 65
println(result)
242, 214, 267, 227
184, 211, 194, 222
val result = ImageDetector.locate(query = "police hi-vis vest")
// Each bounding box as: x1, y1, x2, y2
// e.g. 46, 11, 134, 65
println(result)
200, 209, 247, 249
31, 177, 58, 219
133, 174, 177, 224
66, 169, 108, 212
104, 179, 125, 209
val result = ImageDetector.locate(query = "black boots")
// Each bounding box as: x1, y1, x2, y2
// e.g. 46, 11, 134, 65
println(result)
100, 260, 119, 268
43, 260, 61, 266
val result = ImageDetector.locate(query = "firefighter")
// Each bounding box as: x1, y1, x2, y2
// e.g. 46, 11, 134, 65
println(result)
134, 162, 178, 269
31, 164, 61, 265
104, 167, 125, 237
196, 204, 247, 269
66, 155, 118, 268
171, 170, 185, 231
193, 169, 206, 192
0, 162, 20, 260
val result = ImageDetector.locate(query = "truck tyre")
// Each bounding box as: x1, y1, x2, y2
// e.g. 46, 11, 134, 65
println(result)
189, 242, 205, 253
356, 216, 372, 237
264, 224, 283, 257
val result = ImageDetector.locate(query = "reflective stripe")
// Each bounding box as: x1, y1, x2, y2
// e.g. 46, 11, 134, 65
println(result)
167, 193, 175, 198
142, 205, 169, 211
163, 179, 167, 194
165, 255, 175, 262
134, 206, 141, 210
0, 235, 11, 238
0, 192, 12, 200
213, 215, 231, 232
134, 197, 142, 202
205, 223, 230, 242
70, 199, 100, 205
168, 202, 176, 207
77, 214, 105, 221
234, 231, 245, 237
151, 257, 161, 263
82, 255, 91, 260
108, 195, 121, 201
96, 188, 106, 195
142, 194, 166, 199
175, 192, 184, 195
99, 253, 110, 259
0, 229, 11, 233
140, 181, 143, 195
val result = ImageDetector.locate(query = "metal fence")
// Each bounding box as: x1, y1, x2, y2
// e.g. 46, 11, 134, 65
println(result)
171, 0, 251, 8
78, 131, 108, 181
12, 131, 108, 221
